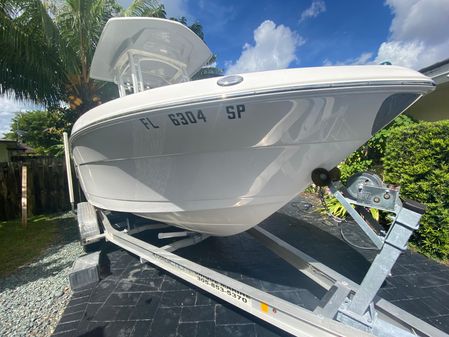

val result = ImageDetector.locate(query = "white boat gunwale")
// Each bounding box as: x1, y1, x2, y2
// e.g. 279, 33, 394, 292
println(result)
70, 79, 433, 141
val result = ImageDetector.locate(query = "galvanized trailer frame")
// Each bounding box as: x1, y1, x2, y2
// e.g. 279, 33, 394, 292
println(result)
74, 185, 448, 337
96, 210, 371, 337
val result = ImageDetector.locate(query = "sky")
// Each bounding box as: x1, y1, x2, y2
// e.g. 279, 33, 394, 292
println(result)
1, 0, 449, 136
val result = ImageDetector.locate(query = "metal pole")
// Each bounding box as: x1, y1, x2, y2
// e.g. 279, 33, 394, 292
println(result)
128, 51, 139, 93
63, 132, 75, 212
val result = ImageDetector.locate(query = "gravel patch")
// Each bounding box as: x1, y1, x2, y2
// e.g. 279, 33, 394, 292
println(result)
0, 213, 83, 337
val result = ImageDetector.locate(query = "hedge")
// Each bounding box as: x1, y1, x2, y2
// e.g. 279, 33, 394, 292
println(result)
383, 120, 449, 259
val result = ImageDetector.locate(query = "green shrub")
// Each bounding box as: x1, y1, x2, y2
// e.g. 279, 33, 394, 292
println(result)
338, 115, 416, 184
4, 108, 76, 157
383, 120, 449, 259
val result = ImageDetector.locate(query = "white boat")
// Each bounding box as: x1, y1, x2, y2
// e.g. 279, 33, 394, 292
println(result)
70, 17, 435, 236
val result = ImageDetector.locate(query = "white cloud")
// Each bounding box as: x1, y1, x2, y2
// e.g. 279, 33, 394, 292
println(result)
226, 20, 304, 75
375, 41, 425, 68
387, 0, 449, 45
325, 0, 449, 69
0, 97, 20, 137
299, 0, 326, 23
0, 95, 41, 137
373, 0, 449, 69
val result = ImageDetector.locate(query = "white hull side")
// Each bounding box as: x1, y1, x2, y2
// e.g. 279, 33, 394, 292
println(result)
71, 85, 422, 236
71, 64, 436, 236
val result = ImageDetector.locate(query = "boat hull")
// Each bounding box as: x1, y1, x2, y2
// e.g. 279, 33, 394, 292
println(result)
71, 67, 433, 236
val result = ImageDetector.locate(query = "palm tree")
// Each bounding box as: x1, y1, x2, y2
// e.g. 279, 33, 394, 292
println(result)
0, 0, 65, 105
1, 0, 221, 118
0, 0, 166, 116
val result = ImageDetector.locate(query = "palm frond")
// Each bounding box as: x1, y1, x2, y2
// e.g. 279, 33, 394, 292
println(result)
0, 0, 64, 104
122, 0, 166, 18
57, 0, 117, 75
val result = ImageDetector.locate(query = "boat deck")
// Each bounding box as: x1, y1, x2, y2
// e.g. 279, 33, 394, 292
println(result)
51, 195, 449, 337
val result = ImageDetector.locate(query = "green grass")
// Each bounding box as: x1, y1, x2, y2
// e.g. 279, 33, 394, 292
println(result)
0, 215, 59, 278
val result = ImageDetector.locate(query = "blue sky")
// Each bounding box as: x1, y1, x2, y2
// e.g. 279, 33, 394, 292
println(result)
1, 0, 449, 136
117, 0, 449, 72
173, 0, 393, 70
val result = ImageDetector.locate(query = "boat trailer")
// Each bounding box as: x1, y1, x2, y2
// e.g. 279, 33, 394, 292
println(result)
72, 168, 448, 337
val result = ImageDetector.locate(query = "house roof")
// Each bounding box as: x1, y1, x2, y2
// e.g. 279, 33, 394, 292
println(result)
406, 58, 449, 121
419, 57, 449, 85
0, 139, 34, 153
0, 139, 17, 144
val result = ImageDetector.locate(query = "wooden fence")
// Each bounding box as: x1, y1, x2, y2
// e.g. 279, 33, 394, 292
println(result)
0, 158, 80, 220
